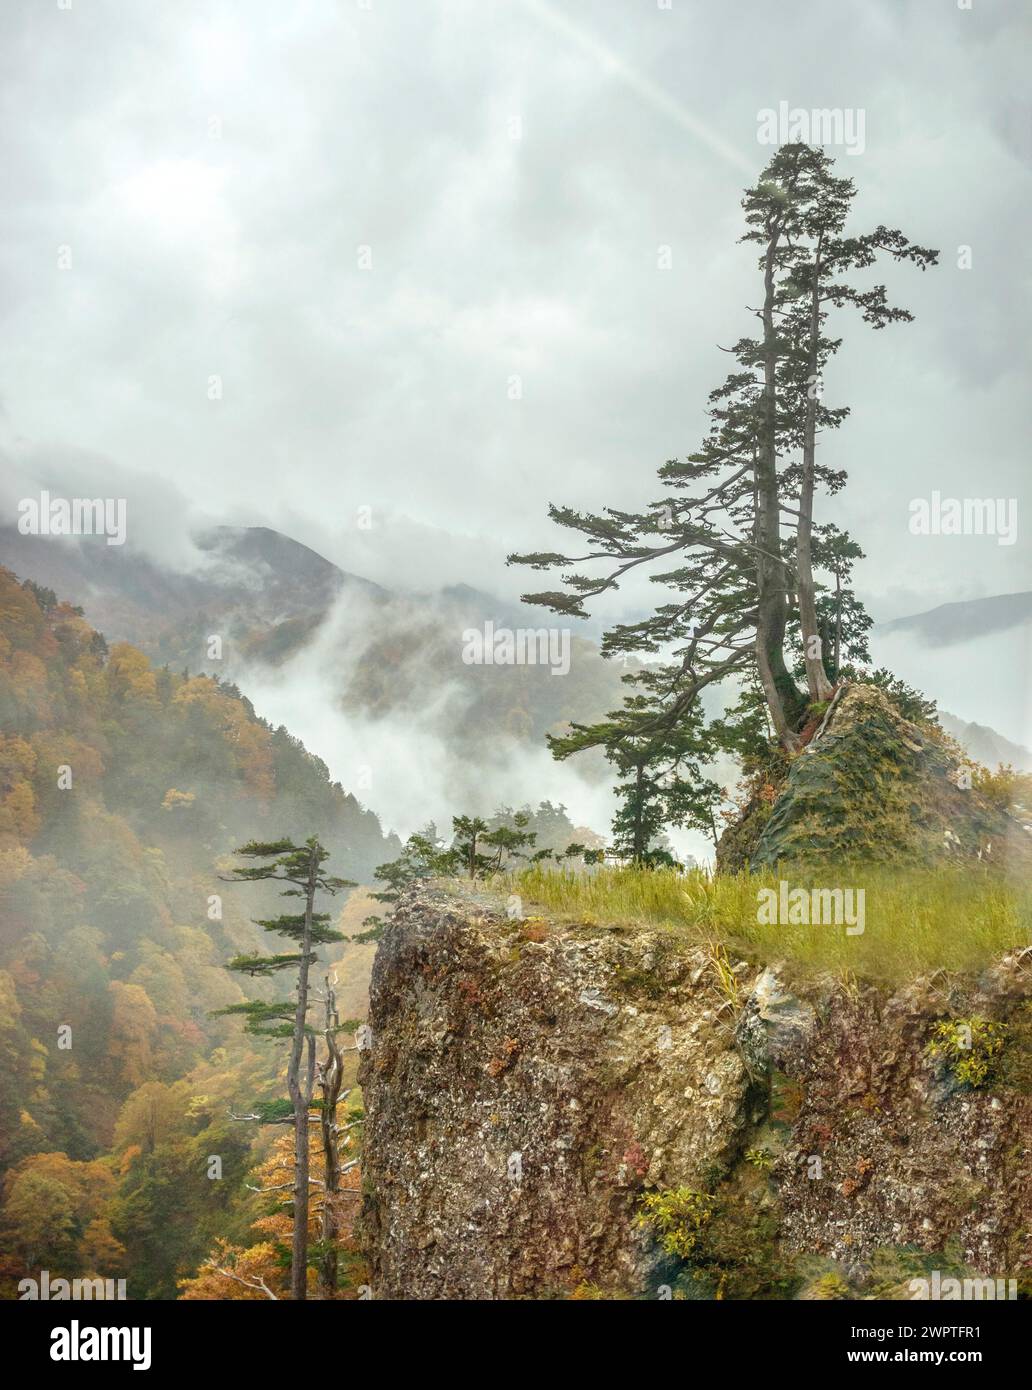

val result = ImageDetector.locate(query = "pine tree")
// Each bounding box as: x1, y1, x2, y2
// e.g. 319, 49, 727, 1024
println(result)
509, 144, 937, 758
550, 688, 723, 861
214, 837, 353, 1300
773, 147, 937, 701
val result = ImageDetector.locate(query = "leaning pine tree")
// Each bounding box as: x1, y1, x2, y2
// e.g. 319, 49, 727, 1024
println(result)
509, 143, 937, 768
214, 837, 354, 1301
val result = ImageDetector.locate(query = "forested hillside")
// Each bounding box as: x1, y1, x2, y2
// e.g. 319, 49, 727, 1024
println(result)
0, 567, 398, 1297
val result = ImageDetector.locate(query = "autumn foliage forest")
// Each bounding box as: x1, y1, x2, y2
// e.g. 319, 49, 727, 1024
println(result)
0, 567, 395, 1298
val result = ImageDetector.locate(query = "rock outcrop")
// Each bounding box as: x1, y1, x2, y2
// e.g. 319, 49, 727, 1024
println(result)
730, 683, 1032, 871
359, 882, 1032, 1299
359, 883, 756, 1298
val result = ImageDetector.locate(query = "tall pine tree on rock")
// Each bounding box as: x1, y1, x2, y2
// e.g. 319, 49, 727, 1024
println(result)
509, 144, 937, 766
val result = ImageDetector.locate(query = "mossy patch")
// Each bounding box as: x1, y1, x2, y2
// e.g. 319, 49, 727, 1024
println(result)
995, 1000, 1032, 1093
638, 1164, 802, 1300
749, 685, 1031, 872
925, 1016, 1008, 1089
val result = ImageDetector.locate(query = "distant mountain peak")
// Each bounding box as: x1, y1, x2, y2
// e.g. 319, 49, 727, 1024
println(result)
193, 524, 386, 598
877, 591, 1032, 647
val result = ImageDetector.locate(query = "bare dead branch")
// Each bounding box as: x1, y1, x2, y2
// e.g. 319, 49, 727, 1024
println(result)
204, 1261, 279, 1300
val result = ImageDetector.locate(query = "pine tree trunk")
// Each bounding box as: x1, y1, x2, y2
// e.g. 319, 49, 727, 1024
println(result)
286, 851, 316, 1300
756, 232, 804, 749
318, 977, 344, 1297
755, 633, 800, 749
633, 763, 646, 861
797, 242, 834, 704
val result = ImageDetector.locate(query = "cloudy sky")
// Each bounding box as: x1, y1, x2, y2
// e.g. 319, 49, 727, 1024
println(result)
1, 0, 1029, 736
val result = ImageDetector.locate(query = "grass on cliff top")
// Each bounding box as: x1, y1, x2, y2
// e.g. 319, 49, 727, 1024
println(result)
511, 863, 1032, 983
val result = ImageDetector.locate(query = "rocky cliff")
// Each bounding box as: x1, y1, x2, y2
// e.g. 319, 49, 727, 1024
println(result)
359, 882, 1031, 1299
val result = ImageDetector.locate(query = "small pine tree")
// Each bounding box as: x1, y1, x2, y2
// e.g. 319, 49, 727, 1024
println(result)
214, 837, 353, 1301
550, 692, 724, 861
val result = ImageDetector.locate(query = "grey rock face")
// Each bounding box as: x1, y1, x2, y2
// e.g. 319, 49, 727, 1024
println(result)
360, 883, 1031, 1299
736, 966, 817, 1072
359, 884, 752, 1298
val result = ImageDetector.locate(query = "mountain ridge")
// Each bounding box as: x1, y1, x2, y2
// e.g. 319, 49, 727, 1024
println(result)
2, 525, 1027, 818
876, 590, 1032, 647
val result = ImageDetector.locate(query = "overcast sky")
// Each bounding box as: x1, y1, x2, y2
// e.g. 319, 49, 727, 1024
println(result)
1, 1, 1029, 666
